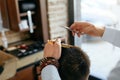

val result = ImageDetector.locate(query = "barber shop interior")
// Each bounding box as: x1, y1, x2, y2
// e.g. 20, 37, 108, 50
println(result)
0, 0, 120, 80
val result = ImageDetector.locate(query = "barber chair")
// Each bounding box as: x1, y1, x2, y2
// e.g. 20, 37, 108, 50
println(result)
0, 51, 18, 80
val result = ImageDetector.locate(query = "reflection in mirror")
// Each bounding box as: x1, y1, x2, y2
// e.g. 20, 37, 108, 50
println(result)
0, 12, 9, 32
0, 0, 9, 32
0, 10, 4, 32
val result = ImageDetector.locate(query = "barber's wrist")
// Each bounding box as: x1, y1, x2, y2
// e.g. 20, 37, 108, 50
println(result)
99, 27, 105, 37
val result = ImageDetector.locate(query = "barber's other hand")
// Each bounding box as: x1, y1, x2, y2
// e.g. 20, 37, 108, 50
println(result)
70, 22, 105, 37
44, 39, 61, 59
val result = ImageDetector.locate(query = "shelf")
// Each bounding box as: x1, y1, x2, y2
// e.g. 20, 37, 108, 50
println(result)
20, 11, 35, 17
7, 0, 49, 42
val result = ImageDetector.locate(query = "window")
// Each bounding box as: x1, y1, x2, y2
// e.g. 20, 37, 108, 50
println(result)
74, 0, 120, 80
81, 0, 120, 28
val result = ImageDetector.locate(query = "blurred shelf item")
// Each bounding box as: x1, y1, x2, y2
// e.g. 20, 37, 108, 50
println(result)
20, 11, 35, 17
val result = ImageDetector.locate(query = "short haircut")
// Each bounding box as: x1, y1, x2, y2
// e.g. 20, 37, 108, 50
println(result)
58, 44, 90, 80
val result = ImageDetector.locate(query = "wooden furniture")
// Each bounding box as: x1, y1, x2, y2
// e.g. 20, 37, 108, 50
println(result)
6, 0, 49, 42
8, 66, 34, 80
0, 42, 43, 80
17, 51, 43, 69
6, 39, 44, 69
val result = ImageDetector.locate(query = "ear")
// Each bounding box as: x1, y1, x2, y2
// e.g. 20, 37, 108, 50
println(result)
85, 74, 89, 80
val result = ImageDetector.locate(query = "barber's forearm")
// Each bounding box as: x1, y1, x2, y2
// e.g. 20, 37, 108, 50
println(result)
98, 26, 105, 37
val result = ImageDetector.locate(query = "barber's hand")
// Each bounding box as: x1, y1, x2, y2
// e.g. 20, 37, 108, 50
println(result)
44, 39, 61, 59
70, 22, 105, 37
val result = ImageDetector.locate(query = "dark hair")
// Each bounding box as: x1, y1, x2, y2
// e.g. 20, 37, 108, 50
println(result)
58, 45, 90, 80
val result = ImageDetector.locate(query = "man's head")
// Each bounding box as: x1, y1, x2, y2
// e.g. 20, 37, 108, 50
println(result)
58, 44, 90, 80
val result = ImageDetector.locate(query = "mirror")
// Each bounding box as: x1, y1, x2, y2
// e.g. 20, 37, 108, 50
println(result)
0, 0, 10, 32
0, 10, 5, 32
0, 11, 2, 30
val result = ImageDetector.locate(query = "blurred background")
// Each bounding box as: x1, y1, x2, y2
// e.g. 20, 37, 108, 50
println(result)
1, 0, 120, 80
75, 0, 120, 80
